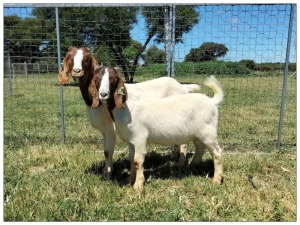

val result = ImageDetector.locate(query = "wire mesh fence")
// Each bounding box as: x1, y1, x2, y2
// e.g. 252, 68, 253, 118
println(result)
3, 4, 296, 152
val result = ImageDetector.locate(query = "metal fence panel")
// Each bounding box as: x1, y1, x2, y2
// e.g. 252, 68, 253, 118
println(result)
3, 4, 296, 152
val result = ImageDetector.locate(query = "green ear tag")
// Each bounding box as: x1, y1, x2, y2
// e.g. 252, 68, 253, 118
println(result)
118, 87, 125, 96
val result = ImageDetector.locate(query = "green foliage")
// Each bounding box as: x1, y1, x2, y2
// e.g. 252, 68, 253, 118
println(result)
240, 59, 256, 70
33, 7, 139, 55
185, 42, 229, 62
135, 61, 251, 78
4, 15, 54, 63
255, 62, 296, 72
177, 61, 250, 76
142, 46, 166, 65
94, 39, 143, 66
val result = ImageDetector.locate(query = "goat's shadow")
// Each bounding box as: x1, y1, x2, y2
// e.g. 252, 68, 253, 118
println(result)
84, 151, 214, 186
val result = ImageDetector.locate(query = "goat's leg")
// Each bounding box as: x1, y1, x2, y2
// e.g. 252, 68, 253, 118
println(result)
190, 141, 206, 165
102, 131, 116, 179
178, 144, 187, 166
171, 144, 187, 166
170, 145, 180, 159
133, 152, 146, 191
128, 144, 136, 185
129, 142, 146, 191
202, 138, 223, 184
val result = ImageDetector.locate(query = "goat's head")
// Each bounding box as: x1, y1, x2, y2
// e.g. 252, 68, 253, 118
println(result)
98, 67, 128, 110
58, 46, 99, 84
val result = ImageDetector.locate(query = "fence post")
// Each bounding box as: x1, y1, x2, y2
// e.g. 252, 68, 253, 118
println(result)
276, 4, 295, 150
24, 62, 28, 78
12, 63, 15, 78
164, 4, 176, 78
56, 7, 66, 144
6, 51, 13, 96
37, 63, 40, 74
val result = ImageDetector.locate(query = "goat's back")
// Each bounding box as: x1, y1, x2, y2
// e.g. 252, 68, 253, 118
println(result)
125, 77, 189, 99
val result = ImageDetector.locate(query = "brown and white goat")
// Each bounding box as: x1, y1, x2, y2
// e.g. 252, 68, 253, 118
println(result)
98, 68, 224, 191
59, 47, 115, 178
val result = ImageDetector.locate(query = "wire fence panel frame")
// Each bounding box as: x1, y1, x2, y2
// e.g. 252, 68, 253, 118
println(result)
3, 4, 296, 152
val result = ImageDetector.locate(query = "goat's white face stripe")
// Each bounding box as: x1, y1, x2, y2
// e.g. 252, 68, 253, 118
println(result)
73, 49, 83, 71
99, 68, 110, 100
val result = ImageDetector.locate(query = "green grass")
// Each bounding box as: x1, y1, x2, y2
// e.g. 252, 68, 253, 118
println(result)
3, 73, 296, 221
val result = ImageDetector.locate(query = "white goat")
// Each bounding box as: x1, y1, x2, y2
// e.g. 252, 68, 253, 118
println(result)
99, 68, 224, 191
58, 47, 201, 178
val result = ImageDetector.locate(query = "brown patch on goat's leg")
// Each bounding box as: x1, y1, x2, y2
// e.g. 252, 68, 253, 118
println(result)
212, 153, 224, 184
133, 153, 145, 191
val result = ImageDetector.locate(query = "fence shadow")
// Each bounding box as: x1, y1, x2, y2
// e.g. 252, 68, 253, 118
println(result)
84, 151, 215, 187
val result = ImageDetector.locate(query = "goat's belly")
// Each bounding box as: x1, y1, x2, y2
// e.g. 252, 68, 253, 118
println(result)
147, 134, 193, 146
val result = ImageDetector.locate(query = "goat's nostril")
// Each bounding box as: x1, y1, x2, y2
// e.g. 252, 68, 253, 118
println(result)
73, 68, 81, 73
100, 93, 108, 98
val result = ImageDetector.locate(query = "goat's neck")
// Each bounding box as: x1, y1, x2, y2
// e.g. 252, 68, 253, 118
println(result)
78, 71, 93, 106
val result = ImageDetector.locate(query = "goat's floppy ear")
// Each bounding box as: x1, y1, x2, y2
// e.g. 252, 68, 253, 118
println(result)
114, 77, 128, 109
58, 56, 69, 85
91, 56, 100, 71
88, 74, 101, 108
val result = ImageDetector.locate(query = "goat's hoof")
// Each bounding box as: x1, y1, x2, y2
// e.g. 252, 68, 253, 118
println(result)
127, 174, 136, 185
102, 167, 113, 179
212, 176, 223, 185
178, 156, 187, 167
133, 182, 144, 191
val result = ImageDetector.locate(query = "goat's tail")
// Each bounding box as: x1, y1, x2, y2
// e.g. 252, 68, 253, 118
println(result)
182, 84, 201, 93
204, 76, 224, 107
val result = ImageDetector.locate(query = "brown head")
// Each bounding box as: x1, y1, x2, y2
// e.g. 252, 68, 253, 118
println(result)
98, 67, 128, 110
57, 46, 99, 85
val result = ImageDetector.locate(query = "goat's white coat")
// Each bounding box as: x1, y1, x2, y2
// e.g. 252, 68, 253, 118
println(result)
105, 76, 224, 190
99, 68, 110, 101
73, 49, 84, 71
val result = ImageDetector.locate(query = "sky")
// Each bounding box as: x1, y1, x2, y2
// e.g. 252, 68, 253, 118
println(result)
3, 3, 297, 63
130, 4, 297, 63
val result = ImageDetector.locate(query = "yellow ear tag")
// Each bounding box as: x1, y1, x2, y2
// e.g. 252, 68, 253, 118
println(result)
118, 87, 125, 96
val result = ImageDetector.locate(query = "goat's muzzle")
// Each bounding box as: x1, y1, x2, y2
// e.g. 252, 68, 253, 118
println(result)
71, 69, 84, 78
99, 91, 110, 103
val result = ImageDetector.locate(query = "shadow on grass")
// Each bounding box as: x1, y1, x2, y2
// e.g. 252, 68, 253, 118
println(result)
85, 151, 214, 187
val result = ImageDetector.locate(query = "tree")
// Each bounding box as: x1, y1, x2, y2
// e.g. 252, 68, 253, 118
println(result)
185, 42, 228, 62
122, 6, 199, 81
4, 15, 52, 63
142, 46, 166, 65
93, 39, 143, 67
143, 6, 199, 44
